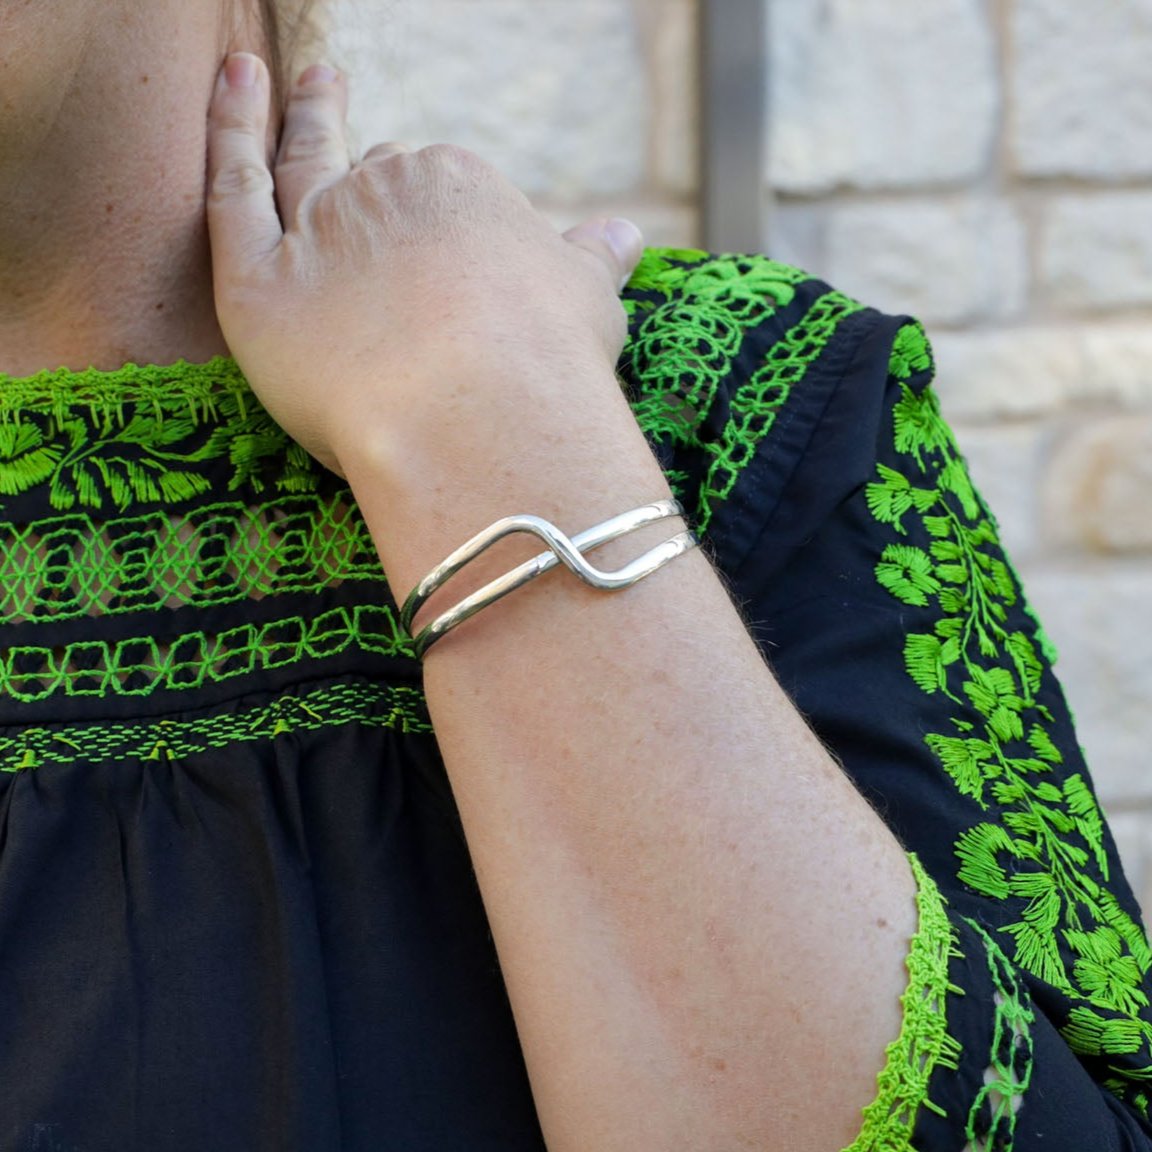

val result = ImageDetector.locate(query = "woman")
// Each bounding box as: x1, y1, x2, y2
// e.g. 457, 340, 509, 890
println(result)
1, 2, 1149, 1149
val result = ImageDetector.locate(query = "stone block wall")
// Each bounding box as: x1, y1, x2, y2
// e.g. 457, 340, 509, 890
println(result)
330, 0, 1152, 913
331, 0, 699, 243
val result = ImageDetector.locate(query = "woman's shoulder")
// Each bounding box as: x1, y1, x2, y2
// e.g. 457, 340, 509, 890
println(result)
618, 246, 918, 574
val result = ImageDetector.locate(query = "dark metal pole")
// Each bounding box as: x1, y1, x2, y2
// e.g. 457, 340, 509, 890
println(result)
698, 0, 768, 254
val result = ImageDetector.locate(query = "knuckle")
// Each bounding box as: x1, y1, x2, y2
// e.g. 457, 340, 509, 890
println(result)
277, 129, 338, 168
210, 161, 274, 202
209, 106, 258, 135
361, 142, 412, 168
347, 160, 392, 197
288, 81, 338, 109
420, 142, 485, 172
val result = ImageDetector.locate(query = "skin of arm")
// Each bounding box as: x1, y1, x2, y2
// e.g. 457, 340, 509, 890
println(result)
207, 53, 919, 1152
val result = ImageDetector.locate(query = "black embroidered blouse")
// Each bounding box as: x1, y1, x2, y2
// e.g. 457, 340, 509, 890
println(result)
0, 248, 1149, 1151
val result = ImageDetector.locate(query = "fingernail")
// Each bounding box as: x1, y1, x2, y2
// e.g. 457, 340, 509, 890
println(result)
224, 53, 260, 89
603, 218, 644, 288
298, 64, 340, 86
604, 217, 643, 258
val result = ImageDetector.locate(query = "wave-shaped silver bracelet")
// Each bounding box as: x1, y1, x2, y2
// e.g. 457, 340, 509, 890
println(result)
401, 498, 697, 657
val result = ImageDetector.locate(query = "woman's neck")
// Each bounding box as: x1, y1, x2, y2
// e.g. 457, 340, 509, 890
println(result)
0, 2, 268, 376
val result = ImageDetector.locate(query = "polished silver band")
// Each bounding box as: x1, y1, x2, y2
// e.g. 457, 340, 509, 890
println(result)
401, 499, 697, 657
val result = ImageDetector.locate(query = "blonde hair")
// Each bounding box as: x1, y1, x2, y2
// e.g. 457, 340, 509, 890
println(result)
259, 0, 330, 96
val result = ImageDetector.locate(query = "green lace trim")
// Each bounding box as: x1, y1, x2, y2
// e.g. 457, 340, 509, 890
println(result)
1, 604, 413, 703
964, 919, 1035, 1151
623, 249, 864, 529
0, 679, 430, 773
868, 322, 1152, 1088
0, 356, 244, 417
0, 493, 384, 625
842, 853, 963, 1152
0, 357, 318, 512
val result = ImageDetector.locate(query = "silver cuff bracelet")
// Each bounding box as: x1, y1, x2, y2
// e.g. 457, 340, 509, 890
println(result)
401, 498, 697, 657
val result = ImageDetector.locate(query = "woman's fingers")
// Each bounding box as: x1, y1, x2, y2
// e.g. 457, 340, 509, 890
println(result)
207, 53, 284, 281
275, 65, 353, 231
361, 141, 412, 163
562, 216, 645, 293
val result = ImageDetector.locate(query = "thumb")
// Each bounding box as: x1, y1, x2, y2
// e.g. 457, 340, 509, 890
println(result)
563, 217, 645, 293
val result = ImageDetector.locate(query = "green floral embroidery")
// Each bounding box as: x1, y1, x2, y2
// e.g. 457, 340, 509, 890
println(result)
0, 358, 317, 511
869, 322, 1152, 1096
623, 249, 864, 529
0, 679, 430, 773
842, 854, 963, 1152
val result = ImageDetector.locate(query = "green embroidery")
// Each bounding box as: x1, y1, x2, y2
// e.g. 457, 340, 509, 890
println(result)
869, 322, 1152, 1091
0, 251, 861, 543
842, 854, 963, 1152
0, 679, 430, 773
0, 251, 860, 711
623, 248, 808, 317
623, 249, 864, 529
964, 919, 1034, 1150
1, 604, 413, 702
0, 357, 243, 420
0, 358, 318, 511
0, 493, 384, 625
0, 360, 411, 697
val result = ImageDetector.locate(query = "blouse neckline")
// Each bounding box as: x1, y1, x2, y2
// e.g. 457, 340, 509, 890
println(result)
0, 357, 251, 420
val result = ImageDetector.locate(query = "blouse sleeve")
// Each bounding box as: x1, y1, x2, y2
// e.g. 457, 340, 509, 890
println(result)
621, 249, 1152, 1151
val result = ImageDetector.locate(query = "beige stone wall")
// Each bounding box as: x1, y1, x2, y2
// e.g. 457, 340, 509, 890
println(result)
330, 1, 1152, 911
331, 0, 699, 243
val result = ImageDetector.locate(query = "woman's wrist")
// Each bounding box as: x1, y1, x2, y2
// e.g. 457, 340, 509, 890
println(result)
334, 361, 675, 605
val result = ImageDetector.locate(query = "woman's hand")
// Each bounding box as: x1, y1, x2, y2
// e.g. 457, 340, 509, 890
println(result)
206, 53, 645, 481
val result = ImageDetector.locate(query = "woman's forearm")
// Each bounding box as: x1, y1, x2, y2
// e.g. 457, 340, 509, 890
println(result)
345, 361, 918, 1152
204, 64, 919, 1149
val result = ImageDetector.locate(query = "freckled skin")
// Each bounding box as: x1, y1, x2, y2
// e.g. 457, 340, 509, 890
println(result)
0, 1, 268, 375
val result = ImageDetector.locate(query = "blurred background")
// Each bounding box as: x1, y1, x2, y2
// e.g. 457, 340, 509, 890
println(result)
331, 0, 1152, 914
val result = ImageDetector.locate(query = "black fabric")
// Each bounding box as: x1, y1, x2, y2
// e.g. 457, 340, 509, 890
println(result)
0, 721, 542, 1151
